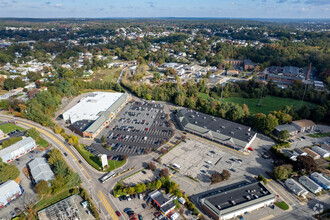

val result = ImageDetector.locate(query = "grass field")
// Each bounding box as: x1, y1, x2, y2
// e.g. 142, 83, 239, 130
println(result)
0, 123, 25, 133
307, 132, 330, 138
37, 138, 49, 148
275, 201, 290, 210
199, 93, 316, 114
93, 67, 123, 83
34, 189, 77, 211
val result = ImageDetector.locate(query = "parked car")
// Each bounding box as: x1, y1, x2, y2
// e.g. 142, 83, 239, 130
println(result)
10, 211, 16, 217
116, 211, 121, 217
142, 203, 147, 209
124, 208, 132, 213
138, 214, 143, 220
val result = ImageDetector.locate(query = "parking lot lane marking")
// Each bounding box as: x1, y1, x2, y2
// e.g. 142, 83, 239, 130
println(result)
168, 142, 175, 147
268, 180, 295, 205
16, 121, 92, 181
172, 174, 196, 186
187, 133, 247, 157
98, 191, 119, 220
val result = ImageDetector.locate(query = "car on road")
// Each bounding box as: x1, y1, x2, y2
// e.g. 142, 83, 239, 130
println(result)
78, 160, 82, 163
142, 170, 146, 174
116, 211, 121, 217
10, 211, 16, 217
106, 125, 110, 128
63, 153, 67, 156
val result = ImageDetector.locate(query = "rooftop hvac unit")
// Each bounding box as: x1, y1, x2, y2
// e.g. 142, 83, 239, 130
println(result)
230, 131, 234, 134
203, 117, 206, 119
238, 127, 242, 130
195, 121, 197, 124
221, 126, 225, 129
230, 200, 236, 205
213, 118, 216, 121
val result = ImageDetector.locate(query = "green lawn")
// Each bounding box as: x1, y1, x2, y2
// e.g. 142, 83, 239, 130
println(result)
307, 132, 330, 138
199, 93, 316, 114
34, 189, 76, 211
275, 201, 290, 210
93, 68, 123, 83
76, 145, 125, 171
37, 138, 49, 148
0, 123, 25, 133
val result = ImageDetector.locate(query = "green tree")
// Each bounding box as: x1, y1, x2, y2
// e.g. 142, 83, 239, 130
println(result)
273, 164, 293, 180
100, 135, 106, 144
26, 128, 40, 140
51, 174, 65, 194
34, 180, 51, 197
0, 162, 20, 182
277, 130, 290, 142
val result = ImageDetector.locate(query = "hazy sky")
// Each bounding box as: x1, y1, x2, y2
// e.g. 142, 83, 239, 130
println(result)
0, 0, 329, 18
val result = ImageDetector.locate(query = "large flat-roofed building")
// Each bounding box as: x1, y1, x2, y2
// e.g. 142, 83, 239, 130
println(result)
28, 157, 55, 184
62, 92, 130, 138
199, 181, 275, 220
0, 137, 36, 163
0, 180, 22, 208
176, 109, 257, 150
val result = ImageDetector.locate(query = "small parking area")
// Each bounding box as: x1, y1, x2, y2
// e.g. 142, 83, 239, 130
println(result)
90, 101, 173, 157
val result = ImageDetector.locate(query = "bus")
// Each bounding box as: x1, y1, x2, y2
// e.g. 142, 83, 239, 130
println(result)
100, 171, 115, 183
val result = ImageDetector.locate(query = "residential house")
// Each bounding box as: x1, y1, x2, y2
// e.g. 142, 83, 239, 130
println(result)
284, 179, 308, 197
298, 176, 322, 194
310, 172, 330, 190
292, 120, 316, 133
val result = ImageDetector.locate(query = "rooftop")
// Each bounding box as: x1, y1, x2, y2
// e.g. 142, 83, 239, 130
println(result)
299, 176, 322, 193
0, 137, 35, 158
62, 92, 125, 124
28, 157, 54, 183
153, 193, 170, 207
275, 124, 298, 133
177, 109, 256, 148
292, 119, 315, 128
200, 181, 274, 217
285, 179, 308, 195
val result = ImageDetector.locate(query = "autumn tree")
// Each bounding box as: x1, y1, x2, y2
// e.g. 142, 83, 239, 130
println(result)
148, 162, 156, 171
160, 168, 170, 178
34, 180, 51, 197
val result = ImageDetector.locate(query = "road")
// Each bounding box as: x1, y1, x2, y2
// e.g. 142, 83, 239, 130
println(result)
0, 113, 155, 220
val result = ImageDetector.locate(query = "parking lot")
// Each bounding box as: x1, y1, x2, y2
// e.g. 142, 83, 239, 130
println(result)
161, 138, 274, 195
90, 101, 173, 157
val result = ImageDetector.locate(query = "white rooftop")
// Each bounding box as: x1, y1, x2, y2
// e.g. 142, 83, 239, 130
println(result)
62, 92, 124, 124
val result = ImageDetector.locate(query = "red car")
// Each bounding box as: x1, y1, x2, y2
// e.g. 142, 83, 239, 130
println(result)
247, 147, 254, 151
116, 211, 121, 217
106, 126, 110, 128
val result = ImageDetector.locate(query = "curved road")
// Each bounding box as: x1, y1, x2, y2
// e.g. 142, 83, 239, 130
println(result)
0, 113, 154, 220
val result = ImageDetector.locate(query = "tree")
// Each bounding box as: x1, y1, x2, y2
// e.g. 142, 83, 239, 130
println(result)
148, 162, 156, 171
253, 113, 278, 134
155, 180, 162, 189
160, 148, 168, 155
100, 135, 106, 144
159, 168, 170, 178
221, 169, 231, 180
295, 155, 317, 174
122, 155, 128, 160
26, 128, 40, 140
145, 148, 151, 154
211, 173, 223, 183
277, 130, 290, 142
273, 164, 293, 180
51, 174, 65, 194
34, 180, 51, 197
0, 162, 20, 182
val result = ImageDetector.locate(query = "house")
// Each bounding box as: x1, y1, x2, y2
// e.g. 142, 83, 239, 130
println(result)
274, 124, 298, 136
298, 176, 322, 194
0, 180, 22, 208
199, 181, 275, 220
292, 120, 316, 133
310, 172, 330, 190
282, 149, 296, 161
284, 179, 308, 197
0, 137, 36, 163
311, 146, 330, 158
302, 148, 320, 160
293, 148, 307, 157
28, 157, 55, 184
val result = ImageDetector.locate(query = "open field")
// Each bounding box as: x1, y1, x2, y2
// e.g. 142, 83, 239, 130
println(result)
199, 93, 316, 114
0, 123, 25, 133
93, 67, 123, 82
307, 132, 330, 138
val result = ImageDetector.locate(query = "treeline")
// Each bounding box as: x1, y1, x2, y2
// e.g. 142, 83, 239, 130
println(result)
122, 78, 329, 134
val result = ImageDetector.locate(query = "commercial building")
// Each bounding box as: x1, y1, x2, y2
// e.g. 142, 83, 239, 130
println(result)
311, 146, 330, 158
176, 109, 257, 150
274, 124, 298, 136
292, 120, 316, 133
0, 180, 22, 208
310, 172, 330, 190
148, 191, 176, 215
62, 92, 130, 138
284, 179, 308, 198
28, 157, 55, 184
199, 181, 275, 220
298, 176, 322, 194
0, 137, 36, 163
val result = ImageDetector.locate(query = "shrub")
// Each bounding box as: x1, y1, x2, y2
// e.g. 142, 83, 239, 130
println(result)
2, 136, 23, 148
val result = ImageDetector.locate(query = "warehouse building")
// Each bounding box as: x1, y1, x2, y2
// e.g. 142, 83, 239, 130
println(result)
176, 109, 257, 150
28, 157, 54, 184
284, 179, 308, 198
298, 176, 322, 194
0, 137, 36, 163
199, 181, 275, 220
0, 180, 22, 208
310, 172, 330, 190
62, 92, 130, 138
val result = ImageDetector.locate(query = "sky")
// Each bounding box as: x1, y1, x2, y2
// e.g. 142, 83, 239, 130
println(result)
0, 0, 329, 19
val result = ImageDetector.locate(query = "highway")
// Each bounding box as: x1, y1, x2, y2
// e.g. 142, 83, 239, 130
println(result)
0, 113, 154, 220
